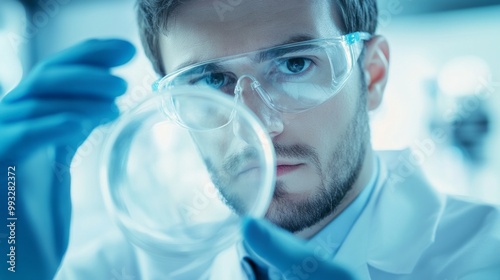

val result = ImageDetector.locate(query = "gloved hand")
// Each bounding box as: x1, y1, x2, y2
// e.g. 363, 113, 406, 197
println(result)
242, 218, 355, 280
0, 39, 135, 279
0, 39, 135, 157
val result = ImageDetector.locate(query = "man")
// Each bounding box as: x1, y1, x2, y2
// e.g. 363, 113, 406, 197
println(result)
1, 0, 499, 279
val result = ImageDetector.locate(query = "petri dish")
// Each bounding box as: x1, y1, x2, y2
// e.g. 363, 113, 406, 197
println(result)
100, 87, 275, 276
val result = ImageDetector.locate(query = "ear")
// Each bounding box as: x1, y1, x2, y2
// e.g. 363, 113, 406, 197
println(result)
363, 35, 390, 111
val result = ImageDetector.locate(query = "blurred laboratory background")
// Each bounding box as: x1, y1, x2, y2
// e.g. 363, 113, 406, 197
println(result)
1, 0, 499, 262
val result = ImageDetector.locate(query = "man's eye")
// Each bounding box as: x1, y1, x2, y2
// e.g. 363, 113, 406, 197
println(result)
199, 72, 235, 90
278, 58, 312, 74
205, 72, 228, 88
188, 72, 236, 94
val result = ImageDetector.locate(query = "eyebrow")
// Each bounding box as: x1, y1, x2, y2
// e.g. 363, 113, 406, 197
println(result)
172, 34, 318, 73
256, 35, 320, 63
173, 59, 202, 73
178, 63, 224, 77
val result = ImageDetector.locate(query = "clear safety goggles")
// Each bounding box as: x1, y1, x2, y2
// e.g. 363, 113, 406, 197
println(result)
154, 32, 371, 130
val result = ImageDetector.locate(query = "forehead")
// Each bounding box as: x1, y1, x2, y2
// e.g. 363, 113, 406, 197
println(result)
159, 0, 344, 73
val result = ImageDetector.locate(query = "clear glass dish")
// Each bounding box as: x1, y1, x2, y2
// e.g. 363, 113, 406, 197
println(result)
100, 88, 275, 277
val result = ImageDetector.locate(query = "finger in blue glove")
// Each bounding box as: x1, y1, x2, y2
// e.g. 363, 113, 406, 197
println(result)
242, 217, 355, 280
0, 39, 135, 158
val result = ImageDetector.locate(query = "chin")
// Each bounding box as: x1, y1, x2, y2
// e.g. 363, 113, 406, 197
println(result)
262, 191, 308, 229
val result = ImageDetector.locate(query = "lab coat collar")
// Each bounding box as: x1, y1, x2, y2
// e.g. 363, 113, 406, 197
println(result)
333, 150, 446, 277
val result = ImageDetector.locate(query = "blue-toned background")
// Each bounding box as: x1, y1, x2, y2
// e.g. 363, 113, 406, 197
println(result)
1, 0, 499, 270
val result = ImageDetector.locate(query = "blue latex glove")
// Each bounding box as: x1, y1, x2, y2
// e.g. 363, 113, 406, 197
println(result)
0, 39, 135, 279
242, 218, 355, 280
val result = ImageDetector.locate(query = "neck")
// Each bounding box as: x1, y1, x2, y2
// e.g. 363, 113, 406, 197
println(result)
295, 147, 375, 239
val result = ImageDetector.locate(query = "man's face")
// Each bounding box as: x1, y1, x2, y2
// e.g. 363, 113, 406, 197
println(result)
159, 0, 370, 232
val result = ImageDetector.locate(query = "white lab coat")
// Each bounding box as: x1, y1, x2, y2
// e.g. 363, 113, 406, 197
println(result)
331, 150, 500, 279
56, 150, 500, 279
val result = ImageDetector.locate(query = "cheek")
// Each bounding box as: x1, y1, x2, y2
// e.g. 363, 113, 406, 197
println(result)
288, 86, 358, 155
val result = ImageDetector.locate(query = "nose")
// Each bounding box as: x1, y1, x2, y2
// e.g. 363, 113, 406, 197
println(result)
234, 75, 284, 139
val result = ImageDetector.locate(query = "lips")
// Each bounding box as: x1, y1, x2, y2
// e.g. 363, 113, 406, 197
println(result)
276, 162, 303, 177
235, 160, 304, 177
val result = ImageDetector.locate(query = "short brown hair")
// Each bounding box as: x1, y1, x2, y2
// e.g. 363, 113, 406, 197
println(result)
136, 0, 378, 75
